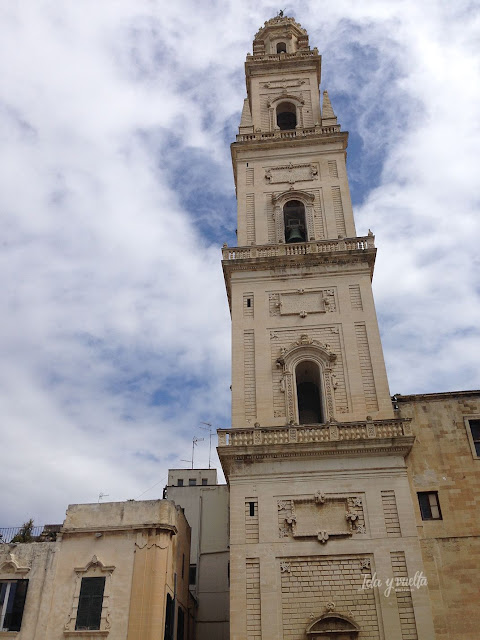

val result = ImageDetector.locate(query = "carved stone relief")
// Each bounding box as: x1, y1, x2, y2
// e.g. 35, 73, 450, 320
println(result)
263, 79, 309, 89
265, 162, 319, 185
269, 288, 336, 317
0, 553, 30, 575
270, 327, 349, 418
277, 492, 366, 542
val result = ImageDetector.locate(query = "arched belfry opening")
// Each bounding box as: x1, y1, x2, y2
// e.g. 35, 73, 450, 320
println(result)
284, 200, 306, 243
276, 101, 297, 130
295, 360, 323, 424
276, 42, 287, 53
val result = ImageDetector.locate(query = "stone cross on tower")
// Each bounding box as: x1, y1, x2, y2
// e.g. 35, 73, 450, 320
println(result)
218, 14, 436, 640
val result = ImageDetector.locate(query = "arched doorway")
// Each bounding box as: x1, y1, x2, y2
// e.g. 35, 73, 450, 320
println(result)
295, 360, 323, 424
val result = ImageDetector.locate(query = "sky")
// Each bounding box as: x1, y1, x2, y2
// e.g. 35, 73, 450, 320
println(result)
1, 0, 479, 527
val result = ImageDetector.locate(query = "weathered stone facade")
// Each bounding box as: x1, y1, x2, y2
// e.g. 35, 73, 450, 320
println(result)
218, 14, 448, 640
397, 391, 480, 640
0, 500, 193, 640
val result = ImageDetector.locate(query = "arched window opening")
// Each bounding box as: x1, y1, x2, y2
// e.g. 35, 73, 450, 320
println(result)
276, 42, 287, 53
276, 101, 297, 130
283, 200, 306, 243
295, 360, 323, 424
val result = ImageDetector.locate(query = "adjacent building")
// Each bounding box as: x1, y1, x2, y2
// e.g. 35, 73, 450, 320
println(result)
0, 500, 193, 640
166, 469, 230, 640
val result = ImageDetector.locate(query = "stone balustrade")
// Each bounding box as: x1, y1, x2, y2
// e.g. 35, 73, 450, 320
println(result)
236, 125, 340, 143
217, 419, 411, 447
222, 235, 375, 261
247, 50, 319, 62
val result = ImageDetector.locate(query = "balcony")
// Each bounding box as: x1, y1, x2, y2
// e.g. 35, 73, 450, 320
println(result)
222, 235, 375, 261
235, 124, 341, 143
218, 419, 411, 446
247, 49, 320, 62
217, 419, 414, 473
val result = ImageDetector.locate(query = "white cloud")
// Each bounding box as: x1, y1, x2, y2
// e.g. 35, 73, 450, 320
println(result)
0, 1, 479, 527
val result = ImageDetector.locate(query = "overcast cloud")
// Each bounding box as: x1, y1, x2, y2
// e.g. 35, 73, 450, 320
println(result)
1, 1, 479, 527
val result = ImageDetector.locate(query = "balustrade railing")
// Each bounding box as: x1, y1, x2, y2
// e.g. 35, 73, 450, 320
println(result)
0, 524, 61, 543
217, 419, 412, 447
222, 235, 375, 261
247, 49, 319, 62
236, 125, 340, 143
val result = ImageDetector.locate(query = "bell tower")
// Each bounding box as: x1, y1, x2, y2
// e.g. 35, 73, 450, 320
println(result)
225, 14, 393, 430
218, 14, 436, 640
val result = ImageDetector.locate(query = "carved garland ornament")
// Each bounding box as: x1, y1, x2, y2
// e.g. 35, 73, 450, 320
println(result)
278, 493, 365, 542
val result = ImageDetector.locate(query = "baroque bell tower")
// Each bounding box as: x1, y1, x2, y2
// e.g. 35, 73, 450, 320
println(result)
218, 14, 436, 640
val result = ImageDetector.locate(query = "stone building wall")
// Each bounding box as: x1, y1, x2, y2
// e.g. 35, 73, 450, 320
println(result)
398, 391, 480, 640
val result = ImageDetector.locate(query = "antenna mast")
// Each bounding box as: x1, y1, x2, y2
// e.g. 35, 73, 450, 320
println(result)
191, 436, 203, 469
199, 422, 213, 469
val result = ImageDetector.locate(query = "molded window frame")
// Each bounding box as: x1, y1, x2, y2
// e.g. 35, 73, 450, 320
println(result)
417, 491, 442, 521
64, 555, 115, 636
0, 579, 29, 632
464, 415, 480, 459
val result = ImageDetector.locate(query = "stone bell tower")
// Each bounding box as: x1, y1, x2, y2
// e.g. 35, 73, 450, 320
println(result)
218, 14, 436, 640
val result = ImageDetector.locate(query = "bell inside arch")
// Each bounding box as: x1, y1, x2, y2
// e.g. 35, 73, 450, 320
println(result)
286, 220, 305, 243
283, 200, 307, 243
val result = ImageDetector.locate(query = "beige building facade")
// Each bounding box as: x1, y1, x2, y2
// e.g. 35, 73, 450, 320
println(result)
0, 500, 192, 640
218, 14, 444, 640
166, 469, 230, 640
396, 391, 480, 640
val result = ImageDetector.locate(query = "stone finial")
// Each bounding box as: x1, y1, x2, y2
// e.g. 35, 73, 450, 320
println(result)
322, 90, 335, 118
239, 98, 253, 129
322, 90, 338, 126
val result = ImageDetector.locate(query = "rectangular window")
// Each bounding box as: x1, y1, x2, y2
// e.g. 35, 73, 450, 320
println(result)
181, 553, 185, 579
164, 593, 174, 640
469, 419, 480, 456
75, 577, 105, 630
418, 492, 442, 520
177, 479, 184, 486
177, 606, 185, 640
201, 478, 208, 486
189, 564, 197, 586
0, 580, 28, 632
188, 479, 196, 486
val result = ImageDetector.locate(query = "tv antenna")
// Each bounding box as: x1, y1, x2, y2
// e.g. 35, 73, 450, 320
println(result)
199, 422, 214, 469
188, 436, 203, 469
98, 492, 109, 503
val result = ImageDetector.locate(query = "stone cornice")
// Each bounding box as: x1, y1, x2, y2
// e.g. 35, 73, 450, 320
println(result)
61, 523, 177, 536
222, 242, 376, 310
218, 438, 415, 478
394, 390, 480, 401
217, 420, 414, 478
